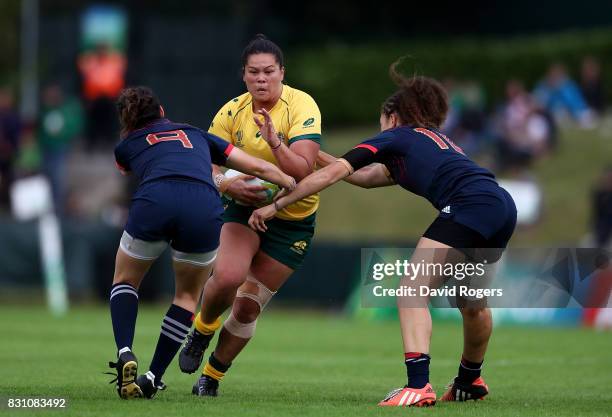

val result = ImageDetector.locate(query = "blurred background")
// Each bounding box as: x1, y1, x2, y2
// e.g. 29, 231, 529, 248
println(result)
0, 0, 610, 327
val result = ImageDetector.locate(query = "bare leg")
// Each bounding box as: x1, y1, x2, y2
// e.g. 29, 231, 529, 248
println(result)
199, 223, 260, 323
213, 250, 293, 364
397, 237, 451, 354
180, 224, 261, 379
113, 248, 154, 288
460, 307, 492, 363
173, 261, 213, 314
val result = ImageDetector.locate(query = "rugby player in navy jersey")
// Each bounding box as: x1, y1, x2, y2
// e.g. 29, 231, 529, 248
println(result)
249, 61, 517, 407
107, 86, 295, 400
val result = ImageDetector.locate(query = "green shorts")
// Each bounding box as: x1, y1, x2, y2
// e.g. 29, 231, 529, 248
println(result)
222, 200, 316, 270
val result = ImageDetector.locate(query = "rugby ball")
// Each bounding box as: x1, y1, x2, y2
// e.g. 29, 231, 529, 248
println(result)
223, 169, 280, 207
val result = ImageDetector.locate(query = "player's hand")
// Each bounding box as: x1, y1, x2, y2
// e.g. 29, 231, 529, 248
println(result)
282, 175, 297, 191
226, 176, 267, 206
248, 204, 278, 232
253, 108, 281, 149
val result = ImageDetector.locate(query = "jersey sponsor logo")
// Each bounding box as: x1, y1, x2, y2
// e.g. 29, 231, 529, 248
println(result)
146, 130, 193, 149
236, 130, 244, 147
302, 117, 315, 127
290, 240, 308, 255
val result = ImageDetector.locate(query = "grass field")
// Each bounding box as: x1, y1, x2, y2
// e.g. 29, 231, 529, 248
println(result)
1, 305, 611, 416
317, 123, 612, 245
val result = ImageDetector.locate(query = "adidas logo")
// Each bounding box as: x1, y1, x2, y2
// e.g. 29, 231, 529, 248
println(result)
442, 206, 451, 214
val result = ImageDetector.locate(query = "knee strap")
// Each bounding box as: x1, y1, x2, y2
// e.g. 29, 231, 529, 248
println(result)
235, 276, 276, 311
224, 277, 276, 338
223, 311, 257, 338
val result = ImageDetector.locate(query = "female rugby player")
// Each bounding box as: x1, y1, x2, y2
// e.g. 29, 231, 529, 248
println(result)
178, 34, 323, 397
249, 61, 517, 407
107, 86, 295, 400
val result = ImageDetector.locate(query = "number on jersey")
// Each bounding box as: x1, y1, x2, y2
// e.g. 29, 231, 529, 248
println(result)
414, 128, 464, 155
146, 130, 193, 149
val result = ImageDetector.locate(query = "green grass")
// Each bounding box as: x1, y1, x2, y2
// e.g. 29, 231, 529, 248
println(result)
0, 305, 611, 416
317, 124, 612, 245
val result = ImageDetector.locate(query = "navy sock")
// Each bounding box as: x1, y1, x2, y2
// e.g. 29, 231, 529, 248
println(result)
457, 356, 483, 384
149, 304, 194, 385
110, 283, 139, 352
209, 353, 231, 373
405, 352, 430, 389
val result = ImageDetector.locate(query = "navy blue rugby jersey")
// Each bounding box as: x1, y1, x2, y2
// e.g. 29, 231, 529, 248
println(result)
114, 119, 234, 189
341, 126, 498, 210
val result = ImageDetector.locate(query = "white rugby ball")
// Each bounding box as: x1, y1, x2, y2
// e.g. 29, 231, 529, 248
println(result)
223, 169, 280, 207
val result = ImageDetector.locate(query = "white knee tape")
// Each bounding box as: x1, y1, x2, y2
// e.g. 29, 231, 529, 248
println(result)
235, 276, 276, 311
172, 247, 218, 266
223, 312, 257, 338
119, 231, 167, 260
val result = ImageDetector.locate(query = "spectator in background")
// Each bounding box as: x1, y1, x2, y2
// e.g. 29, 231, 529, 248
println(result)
580, 56, 605, 116
0, 87, 22, 210
533, 63, 595, 128
592, 166, 612, 248
38, 84, 84, 215
493, 79, 556, 172
441, 79, 487, 155
77, 42, 126, 149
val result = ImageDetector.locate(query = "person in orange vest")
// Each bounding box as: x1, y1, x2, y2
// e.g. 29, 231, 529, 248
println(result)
78, 42, 127, 149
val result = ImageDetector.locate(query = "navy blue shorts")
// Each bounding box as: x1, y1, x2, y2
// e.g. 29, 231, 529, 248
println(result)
124, 179, 223, 253
424, 185, 517, 261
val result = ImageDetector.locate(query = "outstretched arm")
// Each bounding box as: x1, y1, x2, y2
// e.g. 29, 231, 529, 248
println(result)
225, 147, 296, 191
317, 150, 394, 189
248, 159, 352, 232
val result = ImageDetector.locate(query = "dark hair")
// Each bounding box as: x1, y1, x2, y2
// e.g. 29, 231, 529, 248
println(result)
381, 59, 448, 129
240, 34, 284, 70
116, 86, 162, 135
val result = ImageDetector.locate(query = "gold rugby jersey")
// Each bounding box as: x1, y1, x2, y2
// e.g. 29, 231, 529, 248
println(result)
209, 84, 321, 220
